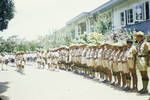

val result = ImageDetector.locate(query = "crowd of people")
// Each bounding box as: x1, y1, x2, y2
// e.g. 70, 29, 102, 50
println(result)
35, 31, 150, 95
1, 31, 150, 95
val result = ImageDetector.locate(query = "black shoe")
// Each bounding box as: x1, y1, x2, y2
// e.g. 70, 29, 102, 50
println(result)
131, 88, 138, 92
105, 81, 111, 84
138, 89, 148, 94
115, 83, 120, 87
68, 69, 71, 71
120, 86, 125, 90
111, 82, 115, 86
123, 86, 131, 91
138, 88, 144, 93
102, 80, 108, 83
90, 76, 94, 79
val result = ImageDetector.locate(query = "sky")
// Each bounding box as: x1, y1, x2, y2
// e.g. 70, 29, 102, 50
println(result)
0, 0, 109, 40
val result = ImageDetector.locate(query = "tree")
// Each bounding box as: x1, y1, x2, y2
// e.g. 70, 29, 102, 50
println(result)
0, 36, 5, 52
0, 35, 39, 53
94, 12, 112, 34
0, 0, 15, 31
28, 41, 38, 51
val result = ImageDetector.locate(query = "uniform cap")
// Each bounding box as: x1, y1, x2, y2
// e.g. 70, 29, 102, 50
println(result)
134, 31, 144, 36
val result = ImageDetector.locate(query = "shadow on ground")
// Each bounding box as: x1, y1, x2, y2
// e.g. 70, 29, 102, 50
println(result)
0, 82, 9, 100
16, 70, 25, 75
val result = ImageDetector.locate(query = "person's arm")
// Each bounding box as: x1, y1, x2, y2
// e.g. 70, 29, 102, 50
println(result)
144, 42, 150, 66
132, 46, 137, 69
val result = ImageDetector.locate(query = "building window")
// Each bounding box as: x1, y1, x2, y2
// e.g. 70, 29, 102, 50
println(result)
90, 19, 94, 32
135, 4, 144, 22
71, 30, 75, 39
127, 9, 134, 24
145, 1, 150, 20
120, 12, 125, 25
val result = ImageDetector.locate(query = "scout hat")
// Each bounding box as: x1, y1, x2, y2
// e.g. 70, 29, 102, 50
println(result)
16, 51, 21, 55
134, 31, 144, 37
79, 44, 87, 48
20, 51, 25, 54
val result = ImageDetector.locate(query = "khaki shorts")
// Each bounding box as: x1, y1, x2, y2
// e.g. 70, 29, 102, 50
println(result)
86, 59, 91, 67
127, 59, 134, 69
122, 63, 129, 73
81, 57, 86, 65
105, 60, 109, 68
118, 62, 123, 72
95, 59, 100, 66
93, 59, 97, 68
75, 57, 78, 63
99, 58, 102, 66
108, 61, 112, 70
68, 56, 72, 63
22, 61, 25, 65
137, 57, 148, 71
112, 62, 118, 72
78, 57, 82, 64
103, 60, 107, 68
89, 59, 94, 67
71, 57, 74, 62
41, 59, 45, 63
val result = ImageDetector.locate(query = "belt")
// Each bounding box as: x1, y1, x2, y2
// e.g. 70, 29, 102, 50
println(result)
118, 61, 127, 63
128, 57, 133, 59
122, 61, 127, 63
93, 58, 98, 59
138, 55, 146, 57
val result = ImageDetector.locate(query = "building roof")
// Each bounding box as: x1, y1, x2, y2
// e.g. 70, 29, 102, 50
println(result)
66, 0, 124, 25
90, 0, 124, 15
66, 12, 89, 25
55, 26, 67, 34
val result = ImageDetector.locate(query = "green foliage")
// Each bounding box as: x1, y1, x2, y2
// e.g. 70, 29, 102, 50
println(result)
94, 12, 112, 34
87, 32, 104, 44
0, 36, 39, 53
70, 32, 104, 45
37, 31, 73, 49
0, 0, 15, 31
14, 43, 28, 52
0, 35, 17, 53
80, 34, 88, 43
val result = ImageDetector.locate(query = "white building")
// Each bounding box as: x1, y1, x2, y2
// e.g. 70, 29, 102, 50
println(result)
66, 12, 90, 39
57, 0, 150, 40
112, 0, 150, 33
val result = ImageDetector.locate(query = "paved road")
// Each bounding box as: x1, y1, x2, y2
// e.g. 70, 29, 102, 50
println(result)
0, 63, 149, 100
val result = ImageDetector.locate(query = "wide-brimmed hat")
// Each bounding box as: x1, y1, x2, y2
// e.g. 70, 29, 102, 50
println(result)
134, 31, 144, 37
69, 44, 78, 48
79, 44, 87, 48
16, 51, 20, 54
